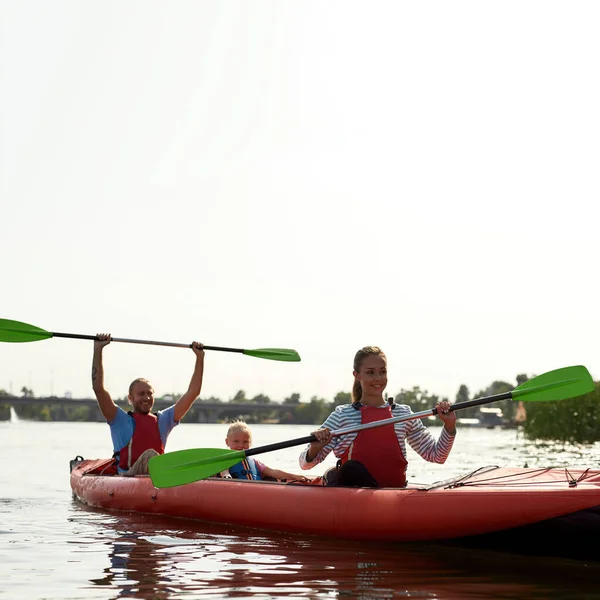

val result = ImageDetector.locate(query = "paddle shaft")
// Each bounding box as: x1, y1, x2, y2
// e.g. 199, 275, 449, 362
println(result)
48, 332, 243, 353
244, 392, 511, 459
0, 320, 300, 361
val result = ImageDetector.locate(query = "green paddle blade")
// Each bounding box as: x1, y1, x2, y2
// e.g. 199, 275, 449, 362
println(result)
149, 448, 246, 488
512, 365, 594, 402
242, 348, 301, 362
0, 319, 53, 342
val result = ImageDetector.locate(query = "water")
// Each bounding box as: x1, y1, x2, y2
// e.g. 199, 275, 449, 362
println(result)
2, 420, 600, 599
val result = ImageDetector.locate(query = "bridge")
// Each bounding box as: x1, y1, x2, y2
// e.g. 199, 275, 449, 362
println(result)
1, 395, 300, 423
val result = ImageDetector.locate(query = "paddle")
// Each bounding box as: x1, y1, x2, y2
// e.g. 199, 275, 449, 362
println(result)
148, 364, 594, 488
0, 318, 301, 362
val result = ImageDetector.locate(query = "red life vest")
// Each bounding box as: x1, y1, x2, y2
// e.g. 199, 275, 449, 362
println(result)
341, 405, 408, 488
118, 412, 164, 471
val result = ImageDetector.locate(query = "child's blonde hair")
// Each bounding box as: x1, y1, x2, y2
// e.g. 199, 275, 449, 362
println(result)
226, 420, 252, 440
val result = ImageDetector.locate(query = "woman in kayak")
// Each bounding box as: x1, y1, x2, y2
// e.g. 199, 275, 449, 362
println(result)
221, 420, 309, 482
299, 346, 456, 487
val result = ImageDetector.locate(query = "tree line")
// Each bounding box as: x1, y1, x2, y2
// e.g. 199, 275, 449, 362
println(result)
2, 376, 600, 443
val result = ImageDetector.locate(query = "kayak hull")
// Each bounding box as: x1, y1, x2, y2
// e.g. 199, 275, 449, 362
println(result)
70, 459, 600, 543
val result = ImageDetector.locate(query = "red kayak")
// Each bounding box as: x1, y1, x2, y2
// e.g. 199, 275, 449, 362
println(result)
70, 457, 600, 545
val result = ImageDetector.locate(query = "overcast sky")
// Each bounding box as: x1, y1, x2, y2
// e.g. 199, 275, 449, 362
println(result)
1, 1, 598, 405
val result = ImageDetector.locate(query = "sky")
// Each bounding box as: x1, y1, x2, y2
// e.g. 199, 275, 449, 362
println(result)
1, 1, 599, 405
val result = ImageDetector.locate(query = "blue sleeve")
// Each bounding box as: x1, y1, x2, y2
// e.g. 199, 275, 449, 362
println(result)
157, 406, 178, 446
108, 407, 134, 452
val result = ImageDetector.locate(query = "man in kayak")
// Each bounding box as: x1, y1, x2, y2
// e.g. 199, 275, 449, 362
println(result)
92, 334, 205, 476
299, 346, 456, 487
220, 420, 308, 482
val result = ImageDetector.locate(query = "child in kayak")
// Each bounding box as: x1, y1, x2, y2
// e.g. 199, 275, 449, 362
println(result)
299, 346, 457, 487
220, 420, 308, 482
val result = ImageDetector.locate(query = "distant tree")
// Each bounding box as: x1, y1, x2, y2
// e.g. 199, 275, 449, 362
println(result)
21, 386, 34, 398
279, 411, 296, 424
395, 386, 434, 413
293, 396, 329, 424
284, 393, 301, 404
251, 393, 271, 404
454, 384, 480, 418
516, 373, 529, 386
0, 389, 8, 418
523, 382, 600, 443
456, 385, 470, 403
231, 390, 248, 404
332, 391, 351, 408
488, 380, 513, 395
473, 380, 514, 421
203, 395, 223, 404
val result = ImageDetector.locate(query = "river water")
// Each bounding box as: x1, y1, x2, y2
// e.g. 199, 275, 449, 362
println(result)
2, 419, 600, 599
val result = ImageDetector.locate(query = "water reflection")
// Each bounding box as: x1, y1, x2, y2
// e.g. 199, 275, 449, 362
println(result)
71, 502, 600, 600
89, 533, 172, 599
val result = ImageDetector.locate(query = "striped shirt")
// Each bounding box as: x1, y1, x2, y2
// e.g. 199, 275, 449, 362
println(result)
299, 403, 455, 471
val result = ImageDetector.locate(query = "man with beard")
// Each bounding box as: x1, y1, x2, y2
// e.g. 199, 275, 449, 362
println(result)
92, 333, 205, 475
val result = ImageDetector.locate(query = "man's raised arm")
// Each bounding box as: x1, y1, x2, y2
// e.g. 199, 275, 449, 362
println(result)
92, 334, 118, 422
173, 342, 205, 422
